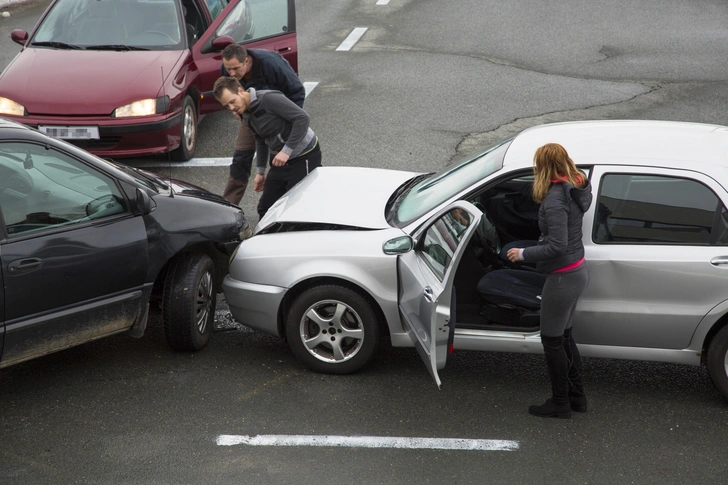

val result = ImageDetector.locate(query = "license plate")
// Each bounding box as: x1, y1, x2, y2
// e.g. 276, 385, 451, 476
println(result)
38, 125, 100, 140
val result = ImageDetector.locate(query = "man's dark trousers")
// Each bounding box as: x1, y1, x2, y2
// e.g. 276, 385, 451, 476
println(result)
257, 143, 322, 218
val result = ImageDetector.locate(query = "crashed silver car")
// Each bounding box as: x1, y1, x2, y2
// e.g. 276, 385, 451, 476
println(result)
223, 120, 728, 400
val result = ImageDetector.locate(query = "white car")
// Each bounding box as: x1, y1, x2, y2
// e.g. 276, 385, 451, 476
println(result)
223, 120, 728, 400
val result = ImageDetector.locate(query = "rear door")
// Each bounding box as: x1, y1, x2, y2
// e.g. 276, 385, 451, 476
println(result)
398, 201, 482, 387
0, 140, 148, 368
193, 0, 298, 113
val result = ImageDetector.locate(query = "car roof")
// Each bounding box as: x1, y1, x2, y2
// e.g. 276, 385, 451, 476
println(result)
504, 120, 728, 170
0, 116, 32, 133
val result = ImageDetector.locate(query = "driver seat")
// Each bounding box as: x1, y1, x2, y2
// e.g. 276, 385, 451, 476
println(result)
477, 269, 547, 327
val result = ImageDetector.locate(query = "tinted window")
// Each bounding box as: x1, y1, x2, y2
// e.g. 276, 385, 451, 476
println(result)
593, 174, 726, 245
204, 0, 228, 19
216, 0, 289, 43
420, 208, 473, 280
0, 142, 127, 238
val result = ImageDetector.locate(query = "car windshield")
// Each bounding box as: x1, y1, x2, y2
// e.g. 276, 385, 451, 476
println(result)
31, 0, 185, 50
390, 138, 513, 227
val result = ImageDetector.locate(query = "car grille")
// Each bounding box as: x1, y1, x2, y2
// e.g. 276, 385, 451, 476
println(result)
67, 137, 122, 150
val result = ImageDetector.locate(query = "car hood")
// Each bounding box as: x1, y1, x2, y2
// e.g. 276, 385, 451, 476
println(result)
0, 49, 185, 115
257, 166, 419, 230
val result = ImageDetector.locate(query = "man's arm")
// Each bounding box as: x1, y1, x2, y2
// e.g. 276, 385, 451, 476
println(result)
260, 51, 306, 108
263, 92, 310, 156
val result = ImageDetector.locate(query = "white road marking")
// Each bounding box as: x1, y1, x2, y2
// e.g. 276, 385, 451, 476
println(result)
376, 0, 391, 5
303, 81, 319, 97
216, 434, 519, 451
336, 27, 368, 51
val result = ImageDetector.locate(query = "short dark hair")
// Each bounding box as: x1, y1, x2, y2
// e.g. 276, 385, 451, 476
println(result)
213, 76, 242, 100
222, 44, 247, 64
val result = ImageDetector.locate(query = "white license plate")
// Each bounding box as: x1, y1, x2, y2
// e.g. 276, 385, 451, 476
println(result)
38, 125, 100, 140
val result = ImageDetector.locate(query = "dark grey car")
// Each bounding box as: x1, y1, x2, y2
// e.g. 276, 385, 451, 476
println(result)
0, 117, 250, 368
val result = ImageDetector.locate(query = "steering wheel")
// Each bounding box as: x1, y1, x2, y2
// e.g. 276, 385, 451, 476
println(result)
142, 30, 177, 43
473, 202, 501, 256
86, 194, 121, 217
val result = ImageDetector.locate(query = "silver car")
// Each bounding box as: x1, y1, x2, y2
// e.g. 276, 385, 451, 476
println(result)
223, 120, 728, 400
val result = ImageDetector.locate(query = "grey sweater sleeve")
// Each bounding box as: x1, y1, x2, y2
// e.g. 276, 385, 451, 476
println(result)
264, 92, 310, 156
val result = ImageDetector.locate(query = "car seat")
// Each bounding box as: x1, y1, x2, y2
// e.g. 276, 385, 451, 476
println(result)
476, 269, 546, 328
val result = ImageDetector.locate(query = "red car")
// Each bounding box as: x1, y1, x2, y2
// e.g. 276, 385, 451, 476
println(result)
0, 0, 298, 160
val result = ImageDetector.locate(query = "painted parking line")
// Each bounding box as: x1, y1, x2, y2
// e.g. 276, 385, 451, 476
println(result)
376, 0, 390, 5
216, 434, 520, 451
336, 27, 368, 51
303, 81, 319, 98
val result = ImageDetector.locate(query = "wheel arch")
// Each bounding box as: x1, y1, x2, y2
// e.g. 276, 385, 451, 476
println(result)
151, 241, 230, 302
701, 315, 728, 366
276, 276, 390, 343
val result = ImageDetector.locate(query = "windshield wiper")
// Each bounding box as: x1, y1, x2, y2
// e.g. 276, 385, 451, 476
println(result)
85, 44, 150, 51
31, 41, 82, 50
384, 173, 431, 222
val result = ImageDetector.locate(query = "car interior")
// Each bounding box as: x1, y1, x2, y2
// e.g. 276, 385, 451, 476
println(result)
451, 171, 550, 333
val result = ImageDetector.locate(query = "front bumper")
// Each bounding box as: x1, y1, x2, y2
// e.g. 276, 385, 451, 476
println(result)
4, 112, 182, 158
222, 275, 286, 337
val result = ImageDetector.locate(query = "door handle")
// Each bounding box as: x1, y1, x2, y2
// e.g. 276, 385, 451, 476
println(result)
423, 286, 434, 302
710, 256, 728, 266
276, 46, 292, 53
8, 257, 44, 275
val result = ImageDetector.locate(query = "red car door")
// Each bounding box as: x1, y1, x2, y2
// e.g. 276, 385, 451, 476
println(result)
192, 0, 298, 114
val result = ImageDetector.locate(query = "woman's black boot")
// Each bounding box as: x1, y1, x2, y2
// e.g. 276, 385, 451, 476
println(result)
529, 334, 571, 418
563, 327, 587, 413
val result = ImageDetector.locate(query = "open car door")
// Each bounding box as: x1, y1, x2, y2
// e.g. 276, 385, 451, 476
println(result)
398, 201, 482, 388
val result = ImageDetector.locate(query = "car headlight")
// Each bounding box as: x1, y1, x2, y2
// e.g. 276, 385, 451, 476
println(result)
113, 96, 169, 118
0, 97, 26, 116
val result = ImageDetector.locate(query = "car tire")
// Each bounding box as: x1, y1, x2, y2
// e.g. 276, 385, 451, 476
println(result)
286, 285, 380, 374
162, 253, 216, 351
171, 95, 197, 161
707, 325, 728, 400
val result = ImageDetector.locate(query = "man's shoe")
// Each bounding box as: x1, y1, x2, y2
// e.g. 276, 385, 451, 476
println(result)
570, 396, 588, 413
529, 398, 571, 419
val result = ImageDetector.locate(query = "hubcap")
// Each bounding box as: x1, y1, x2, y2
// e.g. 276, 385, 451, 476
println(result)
724, 348, 728, 378
182, 104, 196, 152
195, 271, 213, 334
299, 299, 364, 363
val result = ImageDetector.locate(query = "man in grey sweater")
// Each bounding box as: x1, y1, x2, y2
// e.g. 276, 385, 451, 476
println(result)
213, 76, 322, 219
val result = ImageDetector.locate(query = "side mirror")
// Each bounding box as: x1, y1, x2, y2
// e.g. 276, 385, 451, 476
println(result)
383, 236, 413, 255
135, 188, 154, 215
10, 30, 28, 46
211, 35, 235, 52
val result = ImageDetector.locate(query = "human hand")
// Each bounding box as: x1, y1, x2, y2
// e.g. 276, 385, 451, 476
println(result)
272, 152, 290, 167
507, 248, 523, 263
254, 174, 265, 192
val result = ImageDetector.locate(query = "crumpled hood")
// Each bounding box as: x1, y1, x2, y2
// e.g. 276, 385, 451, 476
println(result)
564, 179, 593, 212
258, 166, 419, 230
0, 49, 184, 115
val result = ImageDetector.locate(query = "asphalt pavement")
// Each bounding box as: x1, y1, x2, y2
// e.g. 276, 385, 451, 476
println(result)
1, 1, 728, 484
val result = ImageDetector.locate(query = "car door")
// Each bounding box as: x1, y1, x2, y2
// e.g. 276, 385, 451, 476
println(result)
0, 140, 149, 368
398, 201, 482, 387
193, 0, 298, 113
578, 165, 728, 350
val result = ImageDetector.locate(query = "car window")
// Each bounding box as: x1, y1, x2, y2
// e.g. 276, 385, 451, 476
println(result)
204, 0, 229, 20
0, 142, 127, 238
31, 0, 185, 50
593, 174, 728, 245
393, 139, 512, 228
419, 208, 473, 280
215, 0, 289, 43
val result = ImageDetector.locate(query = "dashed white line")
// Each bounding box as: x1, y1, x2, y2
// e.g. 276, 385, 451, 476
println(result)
376, 0, 391, 5
216, 434, 520, 451
336, 27, 368, 51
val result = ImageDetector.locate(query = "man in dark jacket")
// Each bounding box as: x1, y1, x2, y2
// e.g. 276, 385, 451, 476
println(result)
219, 44, 305, 205
213, 76, 321, 219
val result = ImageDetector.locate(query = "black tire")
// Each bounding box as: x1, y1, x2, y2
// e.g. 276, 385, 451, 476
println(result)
286, 285, 380, 375
162, 253, 216, 351
707, 325, 728, 400
171, 95, 197, 161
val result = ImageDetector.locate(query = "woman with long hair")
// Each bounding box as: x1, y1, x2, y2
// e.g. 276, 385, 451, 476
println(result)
507, 143, 592, 418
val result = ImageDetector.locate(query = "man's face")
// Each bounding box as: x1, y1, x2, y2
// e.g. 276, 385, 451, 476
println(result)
223, 55, 251, 81
217, 87, 248, 116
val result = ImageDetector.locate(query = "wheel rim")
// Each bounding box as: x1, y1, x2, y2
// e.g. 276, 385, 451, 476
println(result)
724, 348, 728, 380
195, 270, 213, 335
182, 103, 196, 152
298, 299, 365, 363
